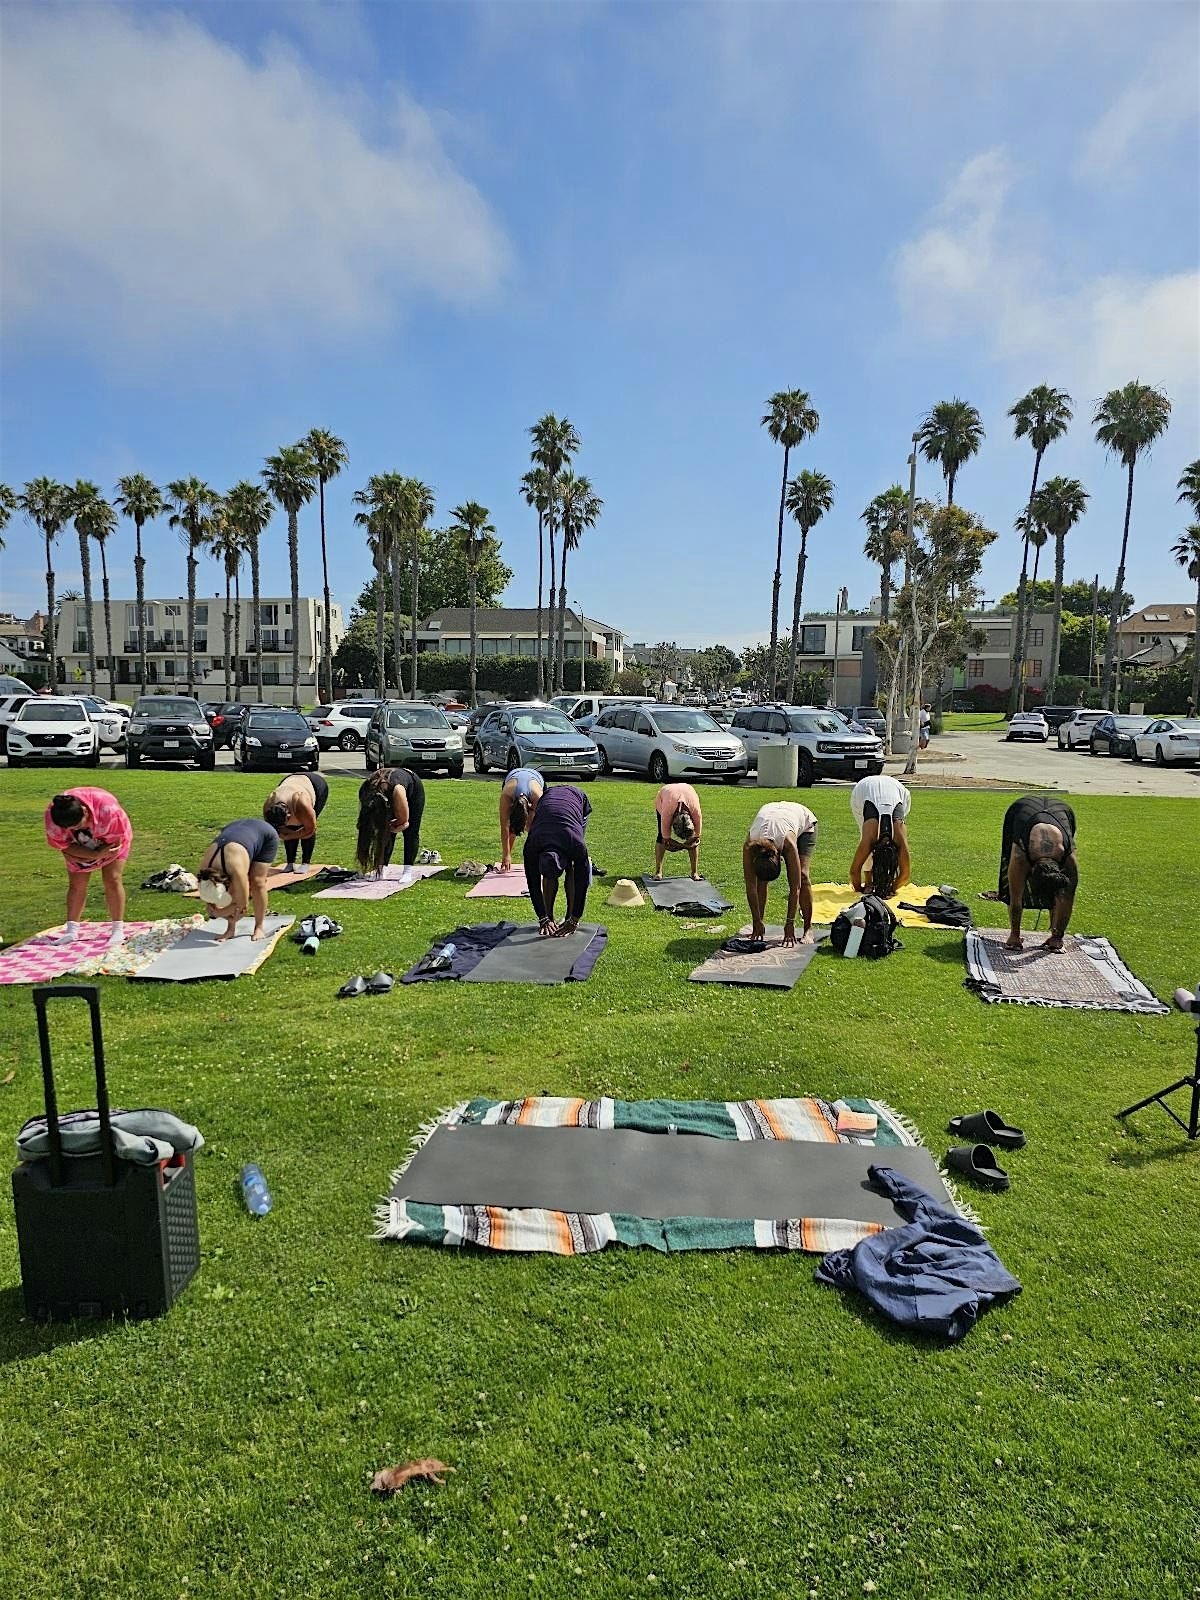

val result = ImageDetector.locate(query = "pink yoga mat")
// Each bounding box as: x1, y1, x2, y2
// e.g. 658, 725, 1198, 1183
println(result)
313, 864, 447, 901
0, 922, 156, 985
466, 869, 530, 899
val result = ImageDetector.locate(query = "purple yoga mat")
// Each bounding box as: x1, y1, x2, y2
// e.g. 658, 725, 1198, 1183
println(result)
465, 869, 530, 899
314, 864, 447, 901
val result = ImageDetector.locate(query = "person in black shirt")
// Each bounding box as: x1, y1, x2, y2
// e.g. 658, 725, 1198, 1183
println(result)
999, 795, 1078, 951
356, 768, 426, 874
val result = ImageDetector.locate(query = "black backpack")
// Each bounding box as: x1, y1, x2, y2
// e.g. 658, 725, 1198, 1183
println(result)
830, 895, 901, 959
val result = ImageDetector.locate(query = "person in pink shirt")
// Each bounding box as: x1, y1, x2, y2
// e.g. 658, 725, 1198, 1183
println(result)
652, 782, 704, 881
42, 788, 134, 948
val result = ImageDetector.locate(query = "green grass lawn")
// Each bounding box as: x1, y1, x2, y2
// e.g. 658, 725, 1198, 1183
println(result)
1, 770, 1197, 1599
940, 712, 1010, 732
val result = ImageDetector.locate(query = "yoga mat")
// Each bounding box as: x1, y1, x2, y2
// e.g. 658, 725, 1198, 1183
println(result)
466, 868, 531, 898
808, 883, 945, 930
314, 864, 447, 900
640, 874, 732, 911
0, 921, 159, 985
965, 927, 1168, 1014
463, 922, 607, 985
132, 915, 293, 981
184, 862, 332, 897
392, 1124, 951, 1223
689, 926, 826, 989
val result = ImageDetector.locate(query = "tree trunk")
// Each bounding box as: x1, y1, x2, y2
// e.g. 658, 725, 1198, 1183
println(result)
186, 541, 197, 695
768, 445, 790, 698
391, 542, 404, 696
99, 543, 115, 700
234, 565, 242, 689
1101, 462, 1136, 709
557, 542, 572, 695
879, 566, 891, 626
288, 508, 300, 708
410, 536, 420, 699
251, 540, 264, 701
78, 527, 97, 693
535, 510, 545, 698
947, 469, 956, 507
546, 514, 558, 696
1192, 568, 1200, 713
468, 565, 478, 705
44, 534, 58, 691
318, 476, 333, 704
785, 527, 809, 702
1048, 533, 1066, 695
1010, 450, 1043, 714
223, 568, 233, 701
374, 553, 387, 698
135, 519, 147, 694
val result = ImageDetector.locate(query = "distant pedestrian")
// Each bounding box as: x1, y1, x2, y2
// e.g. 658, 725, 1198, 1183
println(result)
919, 703, 932, 749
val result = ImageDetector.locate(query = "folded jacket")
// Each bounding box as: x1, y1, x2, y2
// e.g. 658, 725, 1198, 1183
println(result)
16, 1108, 205, 1167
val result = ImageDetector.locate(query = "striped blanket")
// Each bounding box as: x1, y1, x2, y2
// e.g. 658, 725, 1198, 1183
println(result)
377, 1094, 933, 1257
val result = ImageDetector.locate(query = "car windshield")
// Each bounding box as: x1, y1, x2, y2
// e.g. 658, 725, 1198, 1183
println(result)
135, 698, 198, 718
1113, 717, 1151, 730
1013, 713, 1042, 722
1168, 718, 1200, 731
788, 713, 843, 734
653, 709, 720, 734
19, 702, 84, 722
512, 709, 577, 735
385, 706, 448, 729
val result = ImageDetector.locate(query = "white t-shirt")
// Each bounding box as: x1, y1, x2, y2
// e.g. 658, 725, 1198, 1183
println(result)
749, 801, 818, 848
919, 708, 932, 731
850, 775, 911, 830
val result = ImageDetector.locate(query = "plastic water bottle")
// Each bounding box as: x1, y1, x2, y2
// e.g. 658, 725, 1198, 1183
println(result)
440, 942, 457, 962
240, 1163, 272, 1217
300, 935, 319, 956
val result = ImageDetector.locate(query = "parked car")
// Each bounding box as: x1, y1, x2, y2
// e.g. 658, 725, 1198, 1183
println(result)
78, 694, 129, 750
464, 700, 508, 745
592, 704, 747, 784
731, 705, 882, 786
307, 699, 382, 752
5, 697, 101, 767
1039, 705, 1079, 730
365, 701, 464, 777
706, 703, 734, 726
1005, 711, 1050, 742
125, 695, 215, 768
205, 701, 253, 749
838, 705, 887, 738
0, 691, 36, 751
553, 692, 653, 730
233, 708, 320, 772
1057, 709, 1107, 750
474, 703, 600, 778
1089, 714, 1153, 758
1131, 717, 1200, 766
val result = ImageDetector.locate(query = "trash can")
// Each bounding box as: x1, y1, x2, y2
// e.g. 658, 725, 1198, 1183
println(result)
757, 741, 799, 787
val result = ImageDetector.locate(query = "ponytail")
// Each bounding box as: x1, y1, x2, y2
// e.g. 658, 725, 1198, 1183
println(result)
356, 772, 392, 875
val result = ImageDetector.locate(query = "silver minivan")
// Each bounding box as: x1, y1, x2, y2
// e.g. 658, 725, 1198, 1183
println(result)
591, 703, 747, 783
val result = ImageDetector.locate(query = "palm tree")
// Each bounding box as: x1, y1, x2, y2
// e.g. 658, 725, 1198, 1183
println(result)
78, 486, 119, 699
1007, 385, 1072, 709
68, 481, 105, 694
1178, 460, 1200, 520
449, 501, 496, 705
352, 474, 408, 696
166, 478, 220, 695
304, 428, 349, 703
861, 485, 908, 625
0, 484, 15, 548
916, 398, 985, 506
1171, 525, 1200, 712
403, 480, 436, 699
114, 475, 166, 693
1028, 476, 1089, 693
558, 473, 603, 686
19, 479, 71, 688
262, 446, 317, 708
529, 414, 580, 692
351, 493, 389, 698
520, 468, 551, 696
783, 470, 836, 702
208, 505, 244, 700
1094, 382, 1173, 707
224, 482, 273, 701
762, 390, 820, 696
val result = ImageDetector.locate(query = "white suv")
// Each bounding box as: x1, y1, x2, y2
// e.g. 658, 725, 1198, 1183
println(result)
308, 699, 382, 751
6, 697, 101, 767
0, 692, 36, 752
1057, 709, 1106, 750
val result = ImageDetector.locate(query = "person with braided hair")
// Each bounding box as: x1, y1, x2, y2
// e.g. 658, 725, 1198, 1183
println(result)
849, 774, 911, 900
998, 795, 1078, 952
355, 767, 426, 876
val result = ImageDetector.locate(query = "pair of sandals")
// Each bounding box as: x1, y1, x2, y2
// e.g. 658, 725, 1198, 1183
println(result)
337, 972, 394, 998
944, 1109, 1026, 1192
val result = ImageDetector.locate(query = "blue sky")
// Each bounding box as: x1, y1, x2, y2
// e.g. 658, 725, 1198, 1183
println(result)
1, 0, 1197, 649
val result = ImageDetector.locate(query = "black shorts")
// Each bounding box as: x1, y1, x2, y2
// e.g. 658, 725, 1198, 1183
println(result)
795, 828, 817, 859
308, 772, 329, 816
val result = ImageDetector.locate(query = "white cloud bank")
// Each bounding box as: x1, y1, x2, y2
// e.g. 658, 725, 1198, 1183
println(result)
1078, 31, 1200, 181
895, 148, 1199, 400
0, 5, 510, 343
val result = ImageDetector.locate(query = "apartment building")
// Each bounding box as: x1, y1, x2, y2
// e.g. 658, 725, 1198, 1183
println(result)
416, 608, 625, 672
1116, 603, 1197, 665
55, 595, 343, 698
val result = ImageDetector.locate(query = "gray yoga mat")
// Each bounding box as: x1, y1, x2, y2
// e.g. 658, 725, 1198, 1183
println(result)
395, 1124, 950, 1221
689, 926, 826, 989
133, 915, 293, 981
463, 922, 606, 985
641, 874, 732, 911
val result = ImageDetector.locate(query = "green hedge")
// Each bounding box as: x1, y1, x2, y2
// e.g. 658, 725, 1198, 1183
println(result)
336, 651, 613, 699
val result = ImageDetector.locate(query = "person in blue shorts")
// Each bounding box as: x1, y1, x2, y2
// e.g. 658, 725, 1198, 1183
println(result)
196, 818, 280, 941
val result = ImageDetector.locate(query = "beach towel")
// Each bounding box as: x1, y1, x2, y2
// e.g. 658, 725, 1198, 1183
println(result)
0, 920, 188, 985
808, 884, 948, 930
964, 927, 1168, 1014
131, 916, 293, 981
313, 864, 448, 901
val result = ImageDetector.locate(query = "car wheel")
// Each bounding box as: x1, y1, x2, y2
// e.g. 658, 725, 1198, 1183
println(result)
506, 748, 521, 773
796, 750, 815, 787
7, 753, 22, 768
1131, 749, 1142, 762
365, 751, 378, 773
473, 743, 488, 773
1089, 740, 1098, 756
722, 774, 742, 786
1155, 743, 1167, 766
449, 763, 463, 779
648, 751, 669, 784
126, 750, 140, 768
86, 747, 102, 767
596, 744, 611, 775
309, 758, 320, 772
337, 729, 361, 752
199, 751, 216, 771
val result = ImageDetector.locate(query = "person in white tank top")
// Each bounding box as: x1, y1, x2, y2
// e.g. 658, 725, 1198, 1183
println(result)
849, 775, 911, 897
743, 800, 819, 944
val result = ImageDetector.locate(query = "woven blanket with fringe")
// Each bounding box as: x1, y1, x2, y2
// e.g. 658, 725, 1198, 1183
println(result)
376, 1095, 949, 1257
964, 927, 1168, 1014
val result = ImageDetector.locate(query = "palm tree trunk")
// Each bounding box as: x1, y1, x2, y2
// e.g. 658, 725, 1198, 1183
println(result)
785, 529, 809, 703
1010, 450, 1044, 713
44, 533, 58, 691
879, 566, 891, 627
1048, 534, 1066, 694
186, 537, 197, 695
768, 445, 790, 698
99, 544, 115, 700
234, 565, 242, 689
374, 554, 387, 697
947, 469, 956, 507
557, 544, 571, 694
224, 568, 233, 700
468, 565, 478, 705
135, 519, 148, 693
391, 542, 404, 696
546, 514, 558, 696
288, 508, 301, 708
78, 528, 97, 693
535, 511, 545, 698
251, 539, 264, 702
1101, 462, 1136, 709
410, 536, 420, 700
1192, 567, 1200, 713
318, 476, 333, 704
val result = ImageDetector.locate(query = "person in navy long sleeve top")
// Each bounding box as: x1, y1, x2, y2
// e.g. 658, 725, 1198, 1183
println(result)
523, 784, 592, 936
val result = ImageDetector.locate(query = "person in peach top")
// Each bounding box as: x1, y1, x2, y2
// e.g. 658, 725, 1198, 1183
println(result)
652, 782, 703, 881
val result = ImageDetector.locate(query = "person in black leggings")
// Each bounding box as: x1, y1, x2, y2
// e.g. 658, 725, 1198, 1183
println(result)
356, 767, 426, 874
196, 818, 280, 941
263, 772, 329, 870
998, 795, 1078, 951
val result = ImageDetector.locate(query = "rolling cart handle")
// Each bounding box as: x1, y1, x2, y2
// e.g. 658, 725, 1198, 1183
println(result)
32, 986, 116, 1190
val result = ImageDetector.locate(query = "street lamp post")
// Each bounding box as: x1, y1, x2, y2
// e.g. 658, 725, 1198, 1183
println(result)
830, 586, 848, 705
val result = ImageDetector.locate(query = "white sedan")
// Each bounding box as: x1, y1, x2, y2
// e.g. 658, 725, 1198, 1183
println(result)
1132, 717, 1200, 765
1005, 711, 1049, 742
1057, 709, 1106, 750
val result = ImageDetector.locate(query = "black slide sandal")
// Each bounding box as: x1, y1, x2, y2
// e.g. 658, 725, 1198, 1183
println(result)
365, 971, 395, 995
337, 975, 367, 999
947, 1110, 1026, 1150
945, 1144, 1010, 1191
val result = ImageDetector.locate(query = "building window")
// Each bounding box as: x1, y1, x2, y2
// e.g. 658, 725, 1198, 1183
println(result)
194, 605, 208, 625
851, 625, 873, 653
1024, 659, 1043, 679
258, 605, 278, 626
75, 606, 88, 627
968, 659, 985, 678
165, 604, 181, 617
800, 625, 826, 655
1027, 627, 1043, 647
988, 628, 1011, 650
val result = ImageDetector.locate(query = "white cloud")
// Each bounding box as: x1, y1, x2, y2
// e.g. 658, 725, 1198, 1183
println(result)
0, 5, 510, 345
1078, 31, 1200, 180
895, 148, 1200, 399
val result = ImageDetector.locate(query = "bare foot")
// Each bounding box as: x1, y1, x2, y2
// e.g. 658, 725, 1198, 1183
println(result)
798, 930, 814, 945
252, 926, 266, 942
1004, 934, 1023, 951
1043, 936, 1065, 952
691, 873, 702, 881
651, 873, 663, 881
